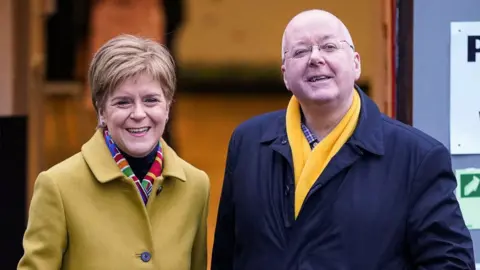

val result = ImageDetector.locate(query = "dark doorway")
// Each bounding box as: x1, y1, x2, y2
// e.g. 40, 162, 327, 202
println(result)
394, 0, 413, 125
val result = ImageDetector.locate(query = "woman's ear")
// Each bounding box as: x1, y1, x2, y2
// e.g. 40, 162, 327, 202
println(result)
98, 111, 106, 127
166, 100, 173, 115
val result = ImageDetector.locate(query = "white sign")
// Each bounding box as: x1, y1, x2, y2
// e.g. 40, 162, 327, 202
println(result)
454, 168, 480, 230
450, 22, 480, 154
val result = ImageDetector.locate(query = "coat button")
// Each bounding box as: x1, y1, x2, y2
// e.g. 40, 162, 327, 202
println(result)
140, 251, 151, 262
281, 139, 288, 144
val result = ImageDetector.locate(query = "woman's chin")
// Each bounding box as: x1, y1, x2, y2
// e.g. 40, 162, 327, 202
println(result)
121, 142, 157, 157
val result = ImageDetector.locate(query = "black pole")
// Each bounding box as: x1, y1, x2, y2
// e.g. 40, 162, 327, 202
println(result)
395, 0, 414, 125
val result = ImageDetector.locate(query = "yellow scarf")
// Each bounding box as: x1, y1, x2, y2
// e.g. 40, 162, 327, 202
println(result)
286, 90, 361, 218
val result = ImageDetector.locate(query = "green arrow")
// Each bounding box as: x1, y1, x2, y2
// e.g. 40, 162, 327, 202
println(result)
465, 175, 480, 197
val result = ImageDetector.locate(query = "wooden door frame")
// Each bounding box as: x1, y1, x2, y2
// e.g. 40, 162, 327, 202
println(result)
394, 0, 413, 125
14, 0, 46, 204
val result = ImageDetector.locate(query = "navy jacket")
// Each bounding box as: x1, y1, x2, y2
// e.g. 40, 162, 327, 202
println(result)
211, 88, 475, 270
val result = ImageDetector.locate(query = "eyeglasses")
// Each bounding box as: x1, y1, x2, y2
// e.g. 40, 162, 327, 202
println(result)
284, 40, 355, 60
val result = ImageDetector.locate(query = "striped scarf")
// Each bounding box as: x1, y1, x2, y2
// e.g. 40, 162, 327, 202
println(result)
103, 129, 164, 205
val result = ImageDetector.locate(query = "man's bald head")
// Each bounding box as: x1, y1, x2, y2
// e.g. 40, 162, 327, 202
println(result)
279, 9, 361, 107
281, 9, 354, 62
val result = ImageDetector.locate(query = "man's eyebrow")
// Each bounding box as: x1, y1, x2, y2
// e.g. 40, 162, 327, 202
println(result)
291, 40, 308, 47
319, 34, 336, 41
291, 35, 336, 46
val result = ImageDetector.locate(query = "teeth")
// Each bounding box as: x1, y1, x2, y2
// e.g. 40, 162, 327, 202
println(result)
127, 127, 149, 133
309, 76, 329, 82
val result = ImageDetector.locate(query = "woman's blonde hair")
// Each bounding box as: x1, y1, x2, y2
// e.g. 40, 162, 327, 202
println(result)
88, 34, 176, 121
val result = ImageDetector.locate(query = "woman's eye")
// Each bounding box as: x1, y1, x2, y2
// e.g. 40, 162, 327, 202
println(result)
115, 100, 130, 107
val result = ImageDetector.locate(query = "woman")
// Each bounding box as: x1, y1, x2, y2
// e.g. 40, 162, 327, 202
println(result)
18, 34, 210, 270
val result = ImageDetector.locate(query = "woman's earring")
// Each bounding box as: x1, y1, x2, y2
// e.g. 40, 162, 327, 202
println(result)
99, 119, 106, 128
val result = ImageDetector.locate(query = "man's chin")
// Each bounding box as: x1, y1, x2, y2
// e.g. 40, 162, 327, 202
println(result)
298, 91, 339, 105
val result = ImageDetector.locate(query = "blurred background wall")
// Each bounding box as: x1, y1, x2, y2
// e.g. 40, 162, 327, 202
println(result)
87, 2, 393, 266
0, 0, 395, 268
0, 0, 14, 116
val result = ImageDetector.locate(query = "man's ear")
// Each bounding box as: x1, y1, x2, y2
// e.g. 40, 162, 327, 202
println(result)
281, 64, 291, 91
353, 52, 361, 80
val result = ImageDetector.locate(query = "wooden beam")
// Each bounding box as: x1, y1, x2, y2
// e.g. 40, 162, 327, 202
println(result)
395, 0, 413, 125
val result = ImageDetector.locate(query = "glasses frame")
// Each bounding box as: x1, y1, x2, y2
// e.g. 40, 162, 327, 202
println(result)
283, 40, 355, 60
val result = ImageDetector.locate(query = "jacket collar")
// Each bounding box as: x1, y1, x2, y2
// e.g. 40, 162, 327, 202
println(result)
81, 129, 187, 183
260, 85, 385, 156
349, 85, 385, 155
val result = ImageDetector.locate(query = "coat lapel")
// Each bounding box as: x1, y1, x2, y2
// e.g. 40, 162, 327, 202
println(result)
81, 129, 186, 184
260, 112, 293, 168
160, 138, 187, 182
302, 87, 386, 208
81, 129, 124, 183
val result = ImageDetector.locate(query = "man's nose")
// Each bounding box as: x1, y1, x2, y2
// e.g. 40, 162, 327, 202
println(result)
309, 45, 326, 66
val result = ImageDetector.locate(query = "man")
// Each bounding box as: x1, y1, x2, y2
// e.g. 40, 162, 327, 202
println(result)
211, 9, 475, 270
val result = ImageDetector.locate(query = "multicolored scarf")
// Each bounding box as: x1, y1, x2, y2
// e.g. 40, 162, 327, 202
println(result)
103, 129, 164, 205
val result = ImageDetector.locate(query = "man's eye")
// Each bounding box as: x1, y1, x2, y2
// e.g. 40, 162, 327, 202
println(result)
294, 49, 309, 57
323, 43, 338, 51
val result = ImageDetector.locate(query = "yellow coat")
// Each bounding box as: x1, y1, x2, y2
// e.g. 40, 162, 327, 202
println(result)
18, 130, 210, 270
